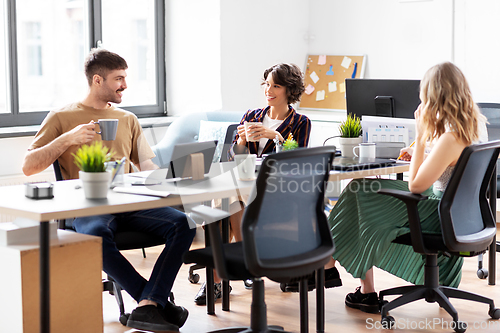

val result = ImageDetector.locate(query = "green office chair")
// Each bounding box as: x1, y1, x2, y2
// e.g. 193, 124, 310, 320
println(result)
377, 141, 500, 333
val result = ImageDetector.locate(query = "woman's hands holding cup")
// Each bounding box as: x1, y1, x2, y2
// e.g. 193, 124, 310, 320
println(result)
237, 121, 284, 145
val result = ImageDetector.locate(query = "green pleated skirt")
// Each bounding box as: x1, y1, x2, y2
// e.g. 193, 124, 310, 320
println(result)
328, 178, 463, 288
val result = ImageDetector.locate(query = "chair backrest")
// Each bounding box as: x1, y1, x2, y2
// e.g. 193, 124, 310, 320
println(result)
241, 146, 336, 281
53, 159, 64, 181
439, 141, 500, 253
219, 124, 238, 162
477, 103, 500, 180
151, 111, 242, 167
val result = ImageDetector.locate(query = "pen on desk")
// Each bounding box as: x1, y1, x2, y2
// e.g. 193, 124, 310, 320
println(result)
111, 157, 127, 183
397, 141, 415, 160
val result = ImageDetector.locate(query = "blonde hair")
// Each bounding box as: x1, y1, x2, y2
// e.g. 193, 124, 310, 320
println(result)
419, 62, 485, 145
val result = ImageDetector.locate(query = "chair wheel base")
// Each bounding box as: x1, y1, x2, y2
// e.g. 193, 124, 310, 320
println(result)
189, 272, 200, 284
453, 320, 467, 333
477, 268, 488, 279
489, 307, 500, 319
381, 315, 395, 329
119, 313, 130, 326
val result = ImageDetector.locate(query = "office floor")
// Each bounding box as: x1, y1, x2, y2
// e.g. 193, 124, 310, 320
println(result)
103, 231, 500, 333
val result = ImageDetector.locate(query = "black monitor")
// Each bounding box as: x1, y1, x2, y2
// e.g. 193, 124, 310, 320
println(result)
167, 140, 218, 179
345, 79, 421, 119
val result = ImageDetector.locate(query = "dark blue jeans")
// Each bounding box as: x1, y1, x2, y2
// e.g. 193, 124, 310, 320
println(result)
73, 207, 196, 307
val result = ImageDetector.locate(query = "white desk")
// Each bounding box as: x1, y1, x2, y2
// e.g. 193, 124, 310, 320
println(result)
0, 162, 254, 333
0, 161, 495, 332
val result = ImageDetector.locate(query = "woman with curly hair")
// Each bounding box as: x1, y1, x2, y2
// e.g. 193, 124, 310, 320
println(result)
327, 61, 487, 313
229, 63, 312, 158
194, 63, 323, 305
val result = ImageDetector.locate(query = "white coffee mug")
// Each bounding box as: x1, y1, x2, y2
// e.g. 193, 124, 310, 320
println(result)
353, 142, 376, 159
235, 154, 257, 180
244, 122, 263, 142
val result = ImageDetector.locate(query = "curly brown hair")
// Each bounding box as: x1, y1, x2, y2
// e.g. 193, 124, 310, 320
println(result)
262, 63, 305, 105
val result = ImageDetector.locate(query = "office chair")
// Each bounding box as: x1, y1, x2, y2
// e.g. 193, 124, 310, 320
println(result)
52, 160, 167, 326
376, 141, 500, 333
475, 103, 500, 280
183, 146, 336, 333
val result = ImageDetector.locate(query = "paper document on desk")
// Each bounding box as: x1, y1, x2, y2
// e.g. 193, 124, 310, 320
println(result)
113, 186, 171, 197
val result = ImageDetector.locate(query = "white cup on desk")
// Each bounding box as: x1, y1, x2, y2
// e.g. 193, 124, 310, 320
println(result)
235, 154, 257, 180
353, 142, 376, 161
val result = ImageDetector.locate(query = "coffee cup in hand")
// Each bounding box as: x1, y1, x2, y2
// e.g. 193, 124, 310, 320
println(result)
95, 119, 118, 141
244, 122, 263, 142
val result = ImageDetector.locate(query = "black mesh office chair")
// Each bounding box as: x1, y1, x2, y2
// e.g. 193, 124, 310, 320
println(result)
183, 146, 336, 333
475, 103, 500, 279
53, 160, 167, 326
376, 141, 500, 333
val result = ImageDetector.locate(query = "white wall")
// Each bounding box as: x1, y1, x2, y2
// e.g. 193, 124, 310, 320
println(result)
454, 0, 500, 103
4, 0, 500, 179
219, 0, 310, 113
308, 0, 453, 80
165, 0, 222, 115
165, 0, 500, 115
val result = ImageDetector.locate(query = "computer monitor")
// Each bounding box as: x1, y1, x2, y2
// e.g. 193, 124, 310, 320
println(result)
345, 79, 421, 119
167, 140, 218, 179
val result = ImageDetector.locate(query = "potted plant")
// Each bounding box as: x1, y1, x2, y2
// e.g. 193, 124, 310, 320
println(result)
338, 113, 362, 158
282, 133, 299, 151
73, 141, 115, 199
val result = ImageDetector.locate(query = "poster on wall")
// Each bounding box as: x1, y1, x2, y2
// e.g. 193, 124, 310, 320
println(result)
299, 54, 366, 111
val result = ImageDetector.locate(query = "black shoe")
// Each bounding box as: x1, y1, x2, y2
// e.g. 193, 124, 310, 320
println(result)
324, 267, 343, 288
345, 286, 380, 313
280, 267, 342, 292
244, 279, 253, 290
160, 300, 189, 328
127, 305, 179, 332
194, 282, 232, 305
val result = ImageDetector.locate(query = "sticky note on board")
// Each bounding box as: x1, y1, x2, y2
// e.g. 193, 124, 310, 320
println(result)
341, 56, 352, 69
316, 90, 325, 101
305, 84, 315, 95
339, 82, 346, 93
318, 55, 326, 65
310, 71, 320, 84
326, 65, 334, 76
328, 81, 337, 92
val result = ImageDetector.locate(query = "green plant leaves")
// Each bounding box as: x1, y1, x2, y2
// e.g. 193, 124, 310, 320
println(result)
339, 113, 362, 138
72, 141, 115, 172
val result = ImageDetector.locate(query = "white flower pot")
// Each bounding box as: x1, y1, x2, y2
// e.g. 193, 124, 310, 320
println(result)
79, 171, 111, 199
339, 137, 362, 158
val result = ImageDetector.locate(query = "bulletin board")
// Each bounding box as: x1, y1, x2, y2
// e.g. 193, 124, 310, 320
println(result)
299, 54, 366, 111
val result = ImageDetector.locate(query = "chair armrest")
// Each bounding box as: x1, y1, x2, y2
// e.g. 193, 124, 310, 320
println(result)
377, 189, 434, 254
188, 205, 231, 224
377, 188, 428, 203
187, 205, 232, 280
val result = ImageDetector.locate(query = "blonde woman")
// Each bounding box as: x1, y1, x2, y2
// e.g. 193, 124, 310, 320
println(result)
326, 62, 486, 313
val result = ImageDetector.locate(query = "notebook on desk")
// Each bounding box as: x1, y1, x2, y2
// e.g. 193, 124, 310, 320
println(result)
331, 157, 395, 171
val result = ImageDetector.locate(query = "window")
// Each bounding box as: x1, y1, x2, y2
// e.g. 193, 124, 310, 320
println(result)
0, 0, 165, 126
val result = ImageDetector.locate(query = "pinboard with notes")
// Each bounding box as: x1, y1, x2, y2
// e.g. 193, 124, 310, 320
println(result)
299, 54, 366, 111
